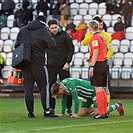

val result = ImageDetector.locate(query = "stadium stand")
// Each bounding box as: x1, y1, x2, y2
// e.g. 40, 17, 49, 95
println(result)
102, 14, 111, 27
3, 39, 13, 53
10, 27, 19, 40
0, 0, 133, 98
125, 27, 133, 40
73, 15, 82, 25
70, 66, 81, 78
76, 0, 84, 3
107, 27, 114, 35
6, 52, 13, 66
79, 3, 89, 15
70, 3, 79, 16
111, 39, 120, 53
80, 44, 89, 53
7, 15, 14, 28
85, 0, 93, 3
69, 0, 75, 3
98, 2, 106, 15
1, 27, 10, 40
130, 40, 133, 52
0, 39, 4, 52
88, 2, 98, 15
81, 66, 88, 79
120, 39, 130, 53
83, 14, 92, 24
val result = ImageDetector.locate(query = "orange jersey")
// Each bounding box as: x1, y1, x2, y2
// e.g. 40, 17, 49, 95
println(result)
90, 33, 106, 62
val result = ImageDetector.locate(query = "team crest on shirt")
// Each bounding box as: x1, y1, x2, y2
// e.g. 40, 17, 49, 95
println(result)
70, 88, 72, 91
92, 40, 98, 47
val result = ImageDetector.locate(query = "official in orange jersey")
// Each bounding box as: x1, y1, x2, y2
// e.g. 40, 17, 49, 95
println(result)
88, 20, 108, 119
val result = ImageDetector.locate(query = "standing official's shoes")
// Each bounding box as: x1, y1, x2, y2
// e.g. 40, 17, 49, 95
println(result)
102, 113, 108, 118
67, 108, 72, 116
28, 112, 35, 118
93, 113, 109, 119
93, 114, 103, 119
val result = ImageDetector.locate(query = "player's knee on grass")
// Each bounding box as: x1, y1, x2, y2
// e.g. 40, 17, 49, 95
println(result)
80, 108, 89, 116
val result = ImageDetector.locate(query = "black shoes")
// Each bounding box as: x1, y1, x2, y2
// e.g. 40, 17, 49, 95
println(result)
93, 113, 108, 119
28, 110, 58, 118
103, 113, 108, 118
28, 112, 35, 118
44, 110, 59, 118
67, 108, 73, 116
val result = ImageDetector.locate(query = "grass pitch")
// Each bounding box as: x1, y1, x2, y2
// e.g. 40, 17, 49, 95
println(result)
0, 98, 133, 133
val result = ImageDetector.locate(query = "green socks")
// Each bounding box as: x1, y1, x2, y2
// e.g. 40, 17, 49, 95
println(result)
108, 103, 119, 112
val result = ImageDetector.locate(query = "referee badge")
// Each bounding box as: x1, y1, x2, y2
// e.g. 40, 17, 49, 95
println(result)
92, 40, 98, 47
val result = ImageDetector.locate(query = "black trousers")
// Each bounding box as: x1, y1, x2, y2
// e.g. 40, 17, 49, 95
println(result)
47, 65, 72, 110
21, 64, 50, 113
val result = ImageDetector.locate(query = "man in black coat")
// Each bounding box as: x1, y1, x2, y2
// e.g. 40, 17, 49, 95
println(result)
47, 18, 74, 116
15, 12, 57, 118
114, 17, 125, 31
36, 0, 49, 18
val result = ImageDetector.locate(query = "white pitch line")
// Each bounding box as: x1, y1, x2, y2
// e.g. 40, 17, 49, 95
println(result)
1, 120, 133, 133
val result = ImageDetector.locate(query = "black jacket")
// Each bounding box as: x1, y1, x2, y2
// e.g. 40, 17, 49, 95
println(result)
15, 19, 56, 66
1, 0, 15, 15
36, 0, 49, 17
50, 2, 60, 15
47, 27, 74, 67
114, 22, 125, 31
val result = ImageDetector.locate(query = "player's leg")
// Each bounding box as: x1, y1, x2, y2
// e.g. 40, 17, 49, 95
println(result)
107, 101, 124, 116
103, 64, 110, 105
80, 99, 94, 116
104, 87, 110, 105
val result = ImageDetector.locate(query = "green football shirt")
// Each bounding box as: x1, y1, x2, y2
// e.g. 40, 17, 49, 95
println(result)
60, 78, 96, 114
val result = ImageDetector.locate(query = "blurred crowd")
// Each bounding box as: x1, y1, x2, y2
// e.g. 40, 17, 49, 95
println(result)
0, 0, 133, 29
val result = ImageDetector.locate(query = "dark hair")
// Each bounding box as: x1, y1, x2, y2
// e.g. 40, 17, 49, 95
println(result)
47, 18, 59, 27
117, 17, 122, 20
50, 83, 60, 97
93, 16, 103, 23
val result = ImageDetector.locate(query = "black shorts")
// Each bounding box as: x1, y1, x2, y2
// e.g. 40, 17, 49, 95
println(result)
90, 61, 107, 87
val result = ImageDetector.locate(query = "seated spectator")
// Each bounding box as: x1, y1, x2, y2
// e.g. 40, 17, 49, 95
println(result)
75, 18, 87, 42
13, 4, 25, 28
0, 53, 4, 84
65, 17, 77, 40
112, 17, 125, 41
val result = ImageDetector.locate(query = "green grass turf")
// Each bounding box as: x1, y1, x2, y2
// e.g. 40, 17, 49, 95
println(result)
0, 98, 133, 133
